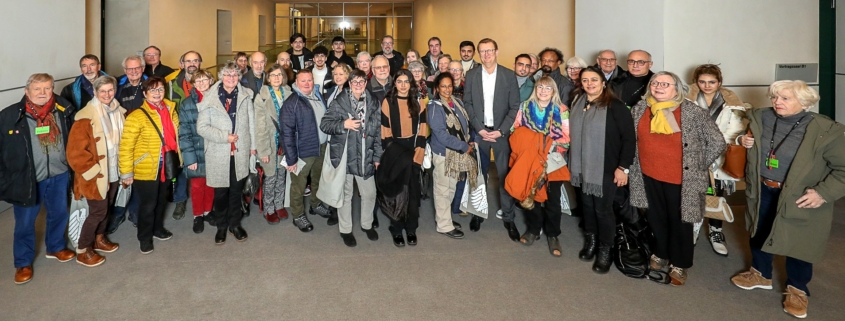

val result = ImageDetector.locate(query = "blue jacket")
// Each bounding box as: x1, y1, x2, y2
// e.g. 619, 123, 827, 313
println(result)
281, 86, 326, 162
60, 71, 108, 112
427, 98, 473, 156
177, 89, 206, 178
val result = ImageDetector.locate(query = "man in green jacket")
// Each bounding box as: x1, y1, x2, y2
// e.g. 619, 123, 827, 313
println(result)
514, 54, 534, 102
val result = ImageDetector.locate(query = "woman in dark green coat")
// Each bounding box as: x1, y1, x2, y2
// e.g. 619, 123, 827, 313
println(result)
731, 80, 845, 319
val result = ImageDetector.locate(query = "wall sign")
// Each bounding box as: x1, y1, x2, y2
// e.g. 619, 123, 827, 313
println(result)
775, 63, 818, 83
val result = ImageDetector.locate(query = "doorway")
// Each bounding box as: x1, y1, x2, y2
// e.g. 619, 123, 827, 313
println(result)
259, 15, 267, 46
217, 10, 233, 65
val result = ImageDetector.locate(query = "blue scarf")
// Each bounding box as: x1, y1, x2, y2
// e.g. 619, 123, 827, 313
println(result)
268, 86, 285, 154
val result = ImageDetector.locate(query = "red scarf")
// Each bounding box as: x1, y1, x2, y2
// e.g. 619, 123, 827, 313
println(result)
25, 95, 60, 150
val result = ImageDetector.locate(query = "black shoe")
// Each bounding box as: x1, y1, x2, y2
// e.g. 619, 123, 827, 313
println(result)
293, 215, 314, 232
362, 227, 379, 241
453, 221, 462, 231
470, 215, 484, 232
172, 201, 187, 220
193, 216, 205, 234
327, 211, 338, 226
440, 229, 464, 239
310, 203, 332, 218
406, 233, 417, 246
106, 214, 125, 235
206, 212, 218, 227
392, 234, 405, 247
504, 221, 520, 242
153, 229, 173, 241
341, 233, 357, 247
592, 243, 613, 274
372, 213, 380, 229
579, 233, 598, 261
215, 228, 226, 244
139, 240, 154, 254
229, 226, 248, 242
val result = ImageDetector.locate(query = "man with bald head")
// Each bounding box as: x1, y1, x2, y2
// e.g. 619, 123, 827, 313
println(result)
613, 50, 655, 107
594, 50, 625, 83
241, 51, 267, 96
276, 51, 295, 86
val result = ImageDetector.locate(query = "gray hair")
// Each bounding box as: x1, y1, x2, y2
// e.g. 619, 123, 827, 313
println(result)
769, 80, 820, 109
597, 49, 617, 59
218, 60, 240, 79
122, 55, 145, 69
25, 73, 55, 89
407, 61, 426, 72
642, 71, 689, 105
249, 51, 267, 64
93, 75, 117, 92
565, 56, 587, 69
356, 51, 371, 63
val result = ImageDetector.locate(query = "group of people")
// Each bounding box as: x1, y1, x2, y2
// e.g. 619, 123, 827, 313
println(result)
2, 33, 843, 319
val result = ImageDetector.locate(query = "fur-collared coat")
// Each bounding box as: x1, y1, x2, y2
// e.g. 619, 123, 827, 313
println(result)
628, 99, 726, 223
686, 86, 749, 181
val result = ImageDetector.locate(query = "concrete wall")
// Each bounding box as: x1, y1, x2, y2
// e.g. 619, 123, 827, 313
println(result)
104, 0, 150, 75
148, 0, 276, 68
0, 0, 86, 108
575, 0, 665, 71
414, 0, 575, 66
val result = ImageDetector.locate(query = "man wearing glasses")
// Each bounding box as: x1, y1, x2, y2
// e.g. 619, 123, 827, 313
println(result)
538, 47, 575, 105
594, 49, 625, 83
285, 33, 314, 73
463, 38, 521, 240
613, 50, 655, 108
367, 56, 393, 104
143, 46, 175, 78
374, 35, 404, 76
115, 55, 148, 113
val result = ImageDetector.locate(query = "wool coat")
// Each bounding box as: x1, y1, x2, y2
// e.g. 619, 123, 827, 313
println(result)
196, 82, 256, 188
745, 108, 845, 263
67, 100, 126, 200
254, 85, 292, 177
629, 99, 725, 223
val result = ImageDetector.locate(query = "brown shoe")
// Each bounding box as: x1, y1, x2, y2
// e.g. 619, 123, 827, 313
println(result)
45, 249, 75, 262
669, 265, 688, 286
783, 285, 808, 319
731, 267, 773, 290
650, 254, 667, 271
76, 248, 105, 267
14, 266, 33, 284
94, 234, 119, 253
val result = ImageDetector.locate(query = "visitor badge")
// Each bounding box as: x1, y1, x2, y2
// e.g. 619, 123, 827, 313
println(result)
766, 158, 779, 169
707, 187, 714, 195
35, 126, 50, 135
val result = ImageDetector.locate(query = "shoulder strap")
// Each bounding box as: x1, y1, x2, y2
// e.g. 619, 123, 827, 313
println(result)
139, 107, 164, 144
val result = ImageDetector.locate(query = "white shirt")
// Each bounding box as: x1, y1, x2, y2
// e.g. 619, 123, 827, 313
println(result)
481, 65, 497, 127
313, 66, 328, 90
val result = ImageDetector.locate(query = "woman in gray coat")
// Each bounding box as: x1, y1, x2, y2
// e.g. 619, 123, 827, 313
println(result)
628, 71, 724, 286
255, 64, 292, 225
197, 61, 256, 245
319, 69, 382, 247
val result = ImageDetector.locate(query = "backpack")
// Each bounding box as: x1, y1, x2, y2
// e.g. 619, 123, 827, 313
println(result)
613, 219, 670, 284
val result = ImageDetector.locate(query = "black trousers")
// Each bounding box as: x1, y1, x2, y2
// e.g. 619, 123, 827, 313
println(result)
581, 179, 618, 245
389, 166, 421, 236
524, 181, 563, 237
642, 174, 694, 269
135, 179, 169, 242
212, 156, 247, 230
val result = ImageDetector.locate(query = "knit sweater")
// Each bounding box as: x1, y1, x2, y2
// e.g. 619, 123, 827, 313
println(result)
759, 109, 811, 182
637, 108, 683, 184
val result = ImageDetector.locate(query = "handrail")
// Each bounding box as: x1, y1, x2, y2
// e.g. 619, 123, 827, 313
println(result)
0, 77, 76, 93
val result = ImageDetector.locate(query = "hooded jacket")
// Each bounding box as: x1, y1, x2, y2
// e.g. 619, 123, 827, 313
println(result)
286, 47, 314, 72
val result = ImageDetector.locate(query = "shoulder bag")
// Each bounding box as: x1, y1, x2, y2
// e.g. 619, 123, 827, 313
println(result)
139, 108, 182, 181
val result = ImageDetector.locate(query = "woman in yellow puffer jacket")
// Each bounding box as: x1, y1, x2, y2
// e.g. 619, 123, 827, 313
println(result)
118, 77, 181, 254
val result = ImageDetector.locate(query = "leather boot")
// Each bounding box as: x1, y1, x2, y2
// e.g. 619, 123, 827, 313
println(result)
76, 248, 105, 267
592, 243, 613, 274
94, 234, 119, 253
579, 233, 598, 261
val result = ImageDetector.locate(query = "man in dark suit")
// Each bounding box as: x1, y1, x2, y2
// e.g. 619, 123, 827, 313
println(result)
463, 38, 521, 240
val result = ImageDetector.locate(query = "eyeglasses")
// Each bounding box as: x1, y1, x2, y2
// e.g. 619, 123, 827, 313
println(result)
449, 68, 463, 73
598, 58, 617, 63
627, 60, 651, 67
195, 78, 211, 84
222, 74, 239, 79
382, 42, 394, 45
184, 59, 200, 64
147, 87, 165, 93
536, 85, 554, 92
373, 65, 389, 71
97, 89, 115, 94
649, 81, 674, 89
269, 73, 284, 78
566, 67, 582, 72
125, 66, 144, 72
144, 53, 159, 57
350, 80, 367, 86
478, 49, 496, 55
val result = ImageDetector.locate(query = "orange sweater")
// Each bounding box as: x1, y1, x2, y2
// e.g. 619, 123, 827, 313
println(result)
638, 108, 683, 184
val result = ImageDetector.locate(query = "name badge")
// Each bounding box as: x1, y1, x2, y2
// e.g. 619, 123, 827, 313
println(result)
766, 158, 779, 169
35, 126, 50, 135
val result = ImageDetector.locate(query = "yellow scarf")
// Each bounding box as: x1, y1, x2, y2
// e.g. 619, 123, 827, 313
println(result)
647, 96, 680, 134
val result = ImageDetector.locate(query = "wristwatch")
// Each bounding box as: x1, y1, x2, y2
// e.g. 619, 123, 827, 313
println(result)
618, 166, 629, 174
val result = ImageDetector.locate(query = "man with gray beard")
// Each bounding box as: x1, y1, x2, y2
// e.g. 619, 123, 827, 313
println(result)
61, 54, 107, 111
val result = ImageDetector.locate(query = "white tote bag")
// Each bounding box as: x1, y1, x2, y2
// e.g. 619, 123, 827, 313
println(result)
114, 184, 132, 208
316, 131, 349, 208
460, 143, 489, 219
68, 193, 89, 249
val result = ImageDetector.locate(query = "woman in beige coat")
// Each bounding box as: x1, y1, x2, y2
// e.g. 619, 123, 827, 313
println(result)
254, 64, 292, 224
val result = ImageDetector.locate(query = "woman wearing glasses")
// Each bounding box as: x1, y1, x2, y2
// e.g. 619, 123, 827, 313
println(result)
118, 76, 180, 254
564, 57, 587, 91
177, 69, 215, 234
320, 70, 382, 247
685, 64, 748, 256
628, 71, 724, 286
255, 64, 293, 225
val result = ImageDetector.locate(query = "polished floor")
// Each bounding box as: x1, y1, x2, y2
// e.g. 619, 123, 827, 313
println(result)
0, 185, 843, 320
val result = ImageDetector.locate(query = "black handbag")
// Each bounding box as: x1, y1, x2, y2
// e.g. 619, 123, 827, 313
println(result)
613, 219, 670, 284
139, 108, 181, 181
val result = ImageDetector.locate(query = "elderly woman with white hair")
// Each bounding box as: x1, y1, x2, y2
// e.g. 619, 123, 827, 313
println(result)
731, 80, 845, 319
356, 51, 373, 79
628, 71, 725, 286
564, 56, 588, 91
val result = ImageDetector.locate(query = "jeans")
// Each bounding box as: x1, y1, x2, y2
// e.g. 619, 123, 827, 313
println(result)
13, 172, 69, 268
750, 184, 813, 294
172, 171, 188, 203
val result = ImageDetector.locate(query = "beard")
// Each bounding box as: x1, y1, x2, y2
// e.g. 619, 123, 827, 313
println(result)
541, 66, 552, 74
187, 66, 198, 74
84, 73, 98, 81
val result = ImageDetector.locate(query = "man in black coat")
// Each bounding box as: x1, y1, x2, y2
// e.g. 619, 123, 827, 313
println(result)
538, 47, 576, 105
421, 36, 443, 77
143, 46, 175, 78
594, 49, 626, 85
463, 38, 521, 239
327, 36, 356, 69
374, 35, 404, 76
60, 54, 107, 112
286, 33, 313, 73
240, 51, 267, 97
612, 50, 655, 108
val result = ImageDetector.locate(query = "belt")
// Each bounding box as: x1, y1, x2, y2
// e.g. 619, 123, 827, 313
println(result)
484, 126, 495, 131
760, 177, 782, 189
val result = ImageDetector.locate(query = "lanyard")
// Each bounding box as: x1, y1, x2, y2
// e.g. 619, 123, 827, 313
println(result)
768, 114, 807, 157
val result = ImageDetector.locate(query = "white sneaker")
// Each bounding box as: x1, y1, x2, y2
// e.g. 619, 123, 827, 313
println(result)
709, 226, 728, 256
692, 221, 702, 245
496, 209, 503, 220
